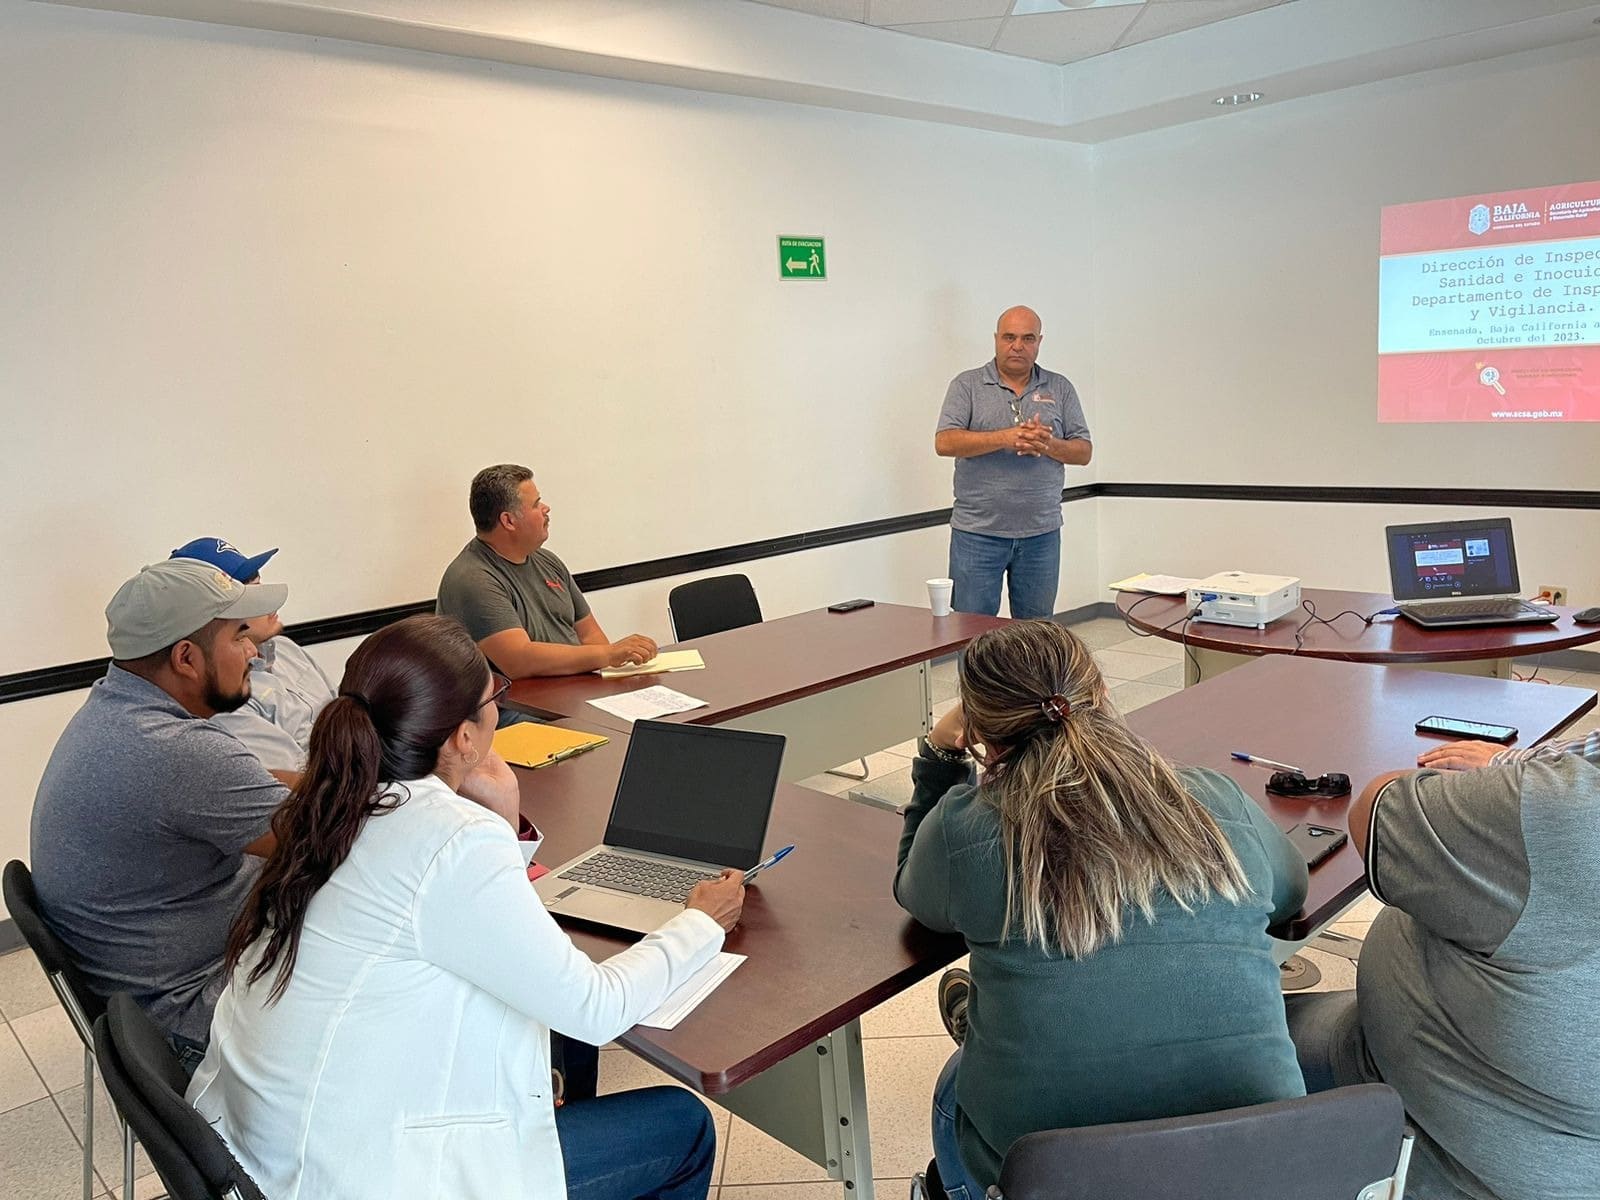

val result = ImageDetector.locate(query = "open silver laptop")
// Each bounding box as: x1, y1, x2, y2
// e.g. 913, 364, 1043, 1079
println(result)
1385, 518, 1557, 629
534, 719, 785, 934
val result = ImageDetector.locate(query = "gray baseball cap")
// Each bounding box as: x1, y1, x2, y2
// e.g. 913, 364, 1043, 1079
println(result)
105, 559, 290, 660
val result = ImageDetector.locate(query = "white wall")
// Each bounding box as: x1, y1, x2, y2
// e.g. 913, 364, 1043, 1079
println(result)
0, 2, 1099, 913
0, 1, 1097, 675
1091, 42, 1600, 597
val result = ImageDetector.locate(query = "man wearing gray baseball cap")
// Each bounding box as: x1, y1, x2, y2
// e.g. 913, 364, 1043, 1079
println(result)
30, 559, 295, 1067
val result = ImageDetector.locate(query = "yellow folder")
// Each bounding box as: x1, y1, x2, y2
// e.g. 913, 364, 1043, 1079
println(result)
492, 722, 609, 769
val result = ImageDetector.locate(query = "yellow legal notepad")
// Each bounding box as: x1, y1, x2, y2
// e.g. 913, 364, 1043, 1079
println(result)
597, 649, 707, 679
492, 723, 609, 769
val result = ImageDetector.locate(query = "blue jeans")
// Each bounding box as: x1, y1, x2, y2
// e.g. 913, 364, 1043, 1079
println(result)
557, 1085, 716, 1200
948, 529, 1061, 619
931, 1049, 984, 1200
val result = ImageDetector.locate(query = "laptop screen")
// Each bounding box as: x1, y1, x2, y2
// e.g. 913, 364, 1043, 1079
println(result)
603, 720, 785, 869
1384, 518, 1521, 602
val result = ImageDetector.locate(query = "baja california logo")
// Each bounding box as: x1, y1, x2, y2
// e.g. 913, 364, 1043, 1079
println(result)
1467, 204, 1490, 236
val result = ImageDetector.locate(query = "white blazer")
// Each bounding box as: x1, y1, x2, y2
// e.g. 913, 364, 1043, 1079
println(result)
187, 775, 724, 1200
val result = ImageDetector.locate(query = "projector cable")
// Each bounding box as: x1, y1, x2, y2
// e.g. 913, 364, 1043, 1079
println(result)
1290, 599, 1399, 655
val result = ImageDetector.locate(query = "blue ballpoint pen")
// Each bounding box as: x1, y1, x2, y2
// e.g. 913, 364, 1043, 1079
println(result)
1230, 751, 1305, 774
743, 844, 795, 884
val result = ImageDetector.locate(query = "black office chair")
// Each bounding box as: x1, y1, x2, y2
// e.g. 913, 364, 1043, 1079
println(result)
93, 994, 265, 1200
3, 859, 135, 1200
666, 575, 869, 780
666, 574, 764, 642
980, 1084, 1413, 1200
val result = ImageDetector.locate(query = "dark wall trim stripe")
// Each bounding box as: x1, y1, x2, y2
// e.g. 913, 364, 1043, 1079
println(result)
1097, 483, 1600, 509
2, 482, 1593, 705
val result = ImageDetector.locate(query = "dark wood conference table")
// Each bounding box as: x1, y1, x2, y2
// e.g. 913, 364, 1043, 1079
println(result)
517, 721, 960, 1199
1127, 654, 1597, 940
510, 620, 1596, 1199
507, 603, 1007, 782
1118, 587, 1600, 685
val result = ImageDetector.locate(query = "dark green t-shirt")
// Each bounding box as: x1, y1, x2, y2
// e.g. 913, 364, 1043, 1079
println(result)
895, 756, 1308, 1188
436, 539, 592, 672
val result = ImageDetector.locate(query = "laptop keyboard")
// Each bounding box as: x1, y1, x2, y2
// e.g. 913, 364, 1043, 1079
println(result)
1405, 599, 1546, 619
557, 852, 720, 902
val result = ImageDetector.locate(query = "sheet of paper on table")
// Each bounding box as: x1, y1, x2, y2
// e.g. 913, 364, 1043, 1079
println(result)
597, 649, 707, 679
587, 685, 709, 723
1106, 573, 1200, 595
639, 953, 746, 1030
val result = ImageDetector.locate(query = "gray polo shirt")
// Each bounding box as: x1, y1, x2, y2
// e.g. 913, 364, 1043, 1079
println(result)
436, 539, 593, 671
30, 666, 288, 1043
211, 637, 335, 771
1359, 757, 1600, 1199
936, 360, 1090, 539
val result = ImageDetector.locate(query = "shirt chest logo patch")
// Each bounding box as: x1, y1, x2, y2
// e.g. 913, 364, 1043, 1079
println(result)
1031, 392, 1055, 406
545, 579, 565, 592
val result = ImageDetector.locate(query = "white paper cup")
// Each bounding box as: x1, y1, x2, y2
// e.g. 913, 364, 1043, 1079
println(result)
927, 577, 954, 617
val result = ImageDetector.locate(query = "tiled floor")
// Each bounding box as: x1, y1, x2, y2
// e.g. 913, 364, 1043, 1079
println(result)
4, 619, 1588, 1199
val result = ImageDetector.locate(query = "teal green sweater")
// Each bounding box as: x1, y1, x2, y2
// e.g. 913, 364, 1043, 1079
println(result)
895, 752, 1309, 1188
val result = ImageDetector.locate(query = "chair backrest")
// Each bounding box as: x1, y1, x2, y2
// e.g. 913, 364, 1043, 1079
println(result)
94, 994, 265, 1200
2, 859, 105, 1043
994, 1084, 1411, 1200
667, 574, 763, 641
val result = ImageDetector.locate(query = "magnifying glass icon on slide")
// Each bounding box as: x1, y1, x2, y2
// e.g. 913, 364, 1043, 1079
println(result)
1479, 365, 1506, 395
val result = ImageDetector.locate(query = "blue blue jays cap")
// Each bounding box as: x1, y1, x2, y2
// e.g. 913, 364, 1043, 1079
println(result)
170, 537, 280, 582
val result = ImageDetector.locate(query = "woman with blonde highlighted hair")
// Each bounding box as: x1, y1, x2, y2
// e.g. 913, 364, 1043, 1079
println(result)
896, 620, 1309, 1200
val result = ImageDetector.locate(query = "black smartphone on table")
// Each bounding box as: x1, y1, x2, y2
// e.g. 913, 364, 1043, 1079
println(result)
1284, 823, 1348, 868
827, 599, 875, 613
1415, 715, 1517, 743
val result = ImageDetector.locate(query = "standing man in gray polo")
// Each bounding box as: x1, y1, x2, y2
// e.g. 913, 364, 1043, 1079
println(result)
935, 306, 1091, 618
31, 559, 292, 1065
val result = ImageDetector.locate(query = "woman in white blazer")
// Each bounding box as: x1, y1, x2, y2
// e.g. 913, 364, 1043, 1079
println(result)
188, 614, 744, 1200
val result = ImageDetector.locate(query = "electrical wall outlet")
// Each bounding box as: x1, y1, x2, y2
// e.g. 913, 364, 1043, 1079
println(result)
1537, 585, 1568, 605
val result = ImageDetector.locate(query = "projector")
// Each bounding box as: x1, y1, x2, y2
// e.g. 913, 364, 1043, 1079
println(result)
1186, 572, 1302, 629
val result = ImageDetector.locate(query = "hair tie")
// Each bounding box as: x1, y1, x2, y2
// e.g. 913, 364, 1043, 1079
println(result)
342, 691, 373, 714
1040, 694, 1071, 724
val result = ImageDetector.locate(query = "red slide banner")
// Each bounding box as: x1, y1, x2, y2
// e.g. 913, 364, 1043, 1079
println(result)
1378, 180, 1600, 422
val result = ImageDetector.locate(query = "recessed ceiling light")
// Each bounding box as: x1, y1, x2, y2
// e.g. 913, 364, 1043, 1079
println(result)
1214, 92, 1264, 107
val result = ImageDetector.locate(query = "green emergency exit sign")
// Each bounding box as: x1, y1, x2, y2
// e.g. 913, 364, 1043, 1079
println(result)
778, 236, 826, 280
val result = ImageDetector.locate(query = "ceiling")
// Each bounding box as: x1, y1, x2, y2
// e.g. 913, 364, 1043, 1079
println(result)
39, 0, 1600, 141
750, 0, 1292, 64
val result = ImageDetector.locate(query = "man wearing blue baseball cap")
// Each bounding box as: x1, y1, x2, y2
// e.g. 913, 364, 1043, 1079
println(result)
171, 538, 335, 772
31, 558, 295, 1064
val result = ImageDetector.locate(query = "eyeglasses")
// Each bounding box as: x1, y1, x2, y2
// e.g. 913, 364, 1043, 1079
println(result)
479, 672, 511, 713
997, 333, 1039, 346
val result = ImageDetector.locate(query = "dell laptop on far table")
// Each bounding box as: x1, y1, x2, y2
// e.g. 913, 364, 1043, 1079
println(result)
1384, 518, 1558, 629
535, 719, 786, 935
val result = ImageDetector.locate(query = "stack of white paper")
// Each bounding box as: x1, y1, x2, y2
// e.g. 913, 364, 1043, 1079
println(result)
639, 953, 746, 1030
588, 686, 709, 723
1106, 573, 1199, 595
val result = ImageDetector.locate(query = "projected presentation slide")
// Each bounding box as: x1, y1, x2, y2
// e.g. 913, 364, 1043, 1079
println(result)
1378, 179, 1600, 422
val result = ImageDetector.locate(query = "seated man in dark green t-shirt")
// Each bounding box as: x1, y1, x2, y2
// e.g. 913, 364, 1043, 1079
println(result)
436, 464, 658, 678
